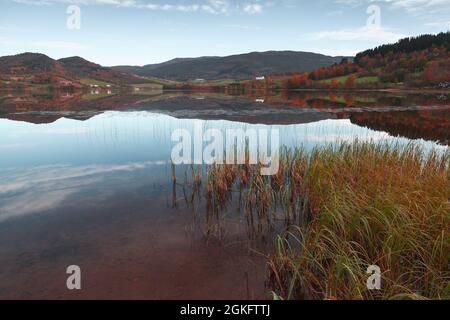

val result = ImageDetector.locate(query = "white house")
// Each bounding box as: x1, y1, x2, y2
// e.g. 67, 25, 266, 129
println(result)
255, 76, 265, 81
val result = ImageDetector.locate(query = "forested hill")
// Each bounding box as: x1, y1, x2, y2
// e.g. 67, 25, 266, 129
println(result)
281, 32, 449, 89
355, 32, 449, 62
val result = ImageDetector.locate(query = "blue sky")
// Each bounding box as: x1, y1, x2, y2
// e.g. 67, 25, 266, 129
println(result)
0, 0, 449, 66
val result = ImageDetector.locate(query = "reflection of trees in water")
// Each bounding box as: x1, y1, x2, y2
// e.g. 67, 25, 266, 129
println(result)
253, 91, 450, 144
349, 110, 450, 145
278, 91, 449, 108
2, 90, 449, 145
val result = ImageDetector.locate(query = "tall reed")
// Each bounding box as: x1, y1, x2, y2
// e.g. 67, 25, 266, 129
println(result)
173, 141, 449, 299
268, 142, 449, 300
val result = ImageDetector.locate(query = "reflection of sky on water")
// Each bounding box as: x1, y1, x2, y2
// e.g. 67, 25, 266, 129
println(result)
1, 111, 445, 168
0, 111, 447, 222
0, 162, 166, 222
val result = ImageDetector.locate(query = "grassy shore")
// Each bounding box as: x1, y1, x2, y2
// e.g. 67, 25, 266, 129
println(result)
266, 142, 449, 300
195, 142, 449, 300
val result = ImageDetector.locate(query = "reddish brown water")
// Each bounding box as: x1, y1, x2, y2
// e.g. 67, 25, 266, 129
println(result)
0, 189, 269, 300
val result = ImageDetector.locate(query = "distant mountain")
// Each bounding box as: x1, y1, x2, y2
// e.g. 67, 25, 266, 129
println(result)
0, 52, 71, 78
0, 53, 153, 86
114, 58, 196, 75
0, 51, 350, 86
113, 51, 349, 81
58, 56, 147, 84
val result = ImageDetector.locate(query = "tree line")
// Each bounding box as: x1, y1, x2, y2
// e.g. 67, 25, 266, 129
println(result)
355, 32, 449, 63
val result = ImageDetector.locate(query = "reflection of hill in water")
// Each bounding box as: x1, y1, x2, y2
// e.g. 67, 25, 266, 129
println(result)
350, 110, 450, 145
135, 96, 338, 124
1, 91, 449, 144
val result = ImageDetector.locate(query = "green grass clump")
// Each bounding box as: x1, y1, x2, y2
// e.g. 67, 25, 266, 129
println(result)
268, 142, 449, 300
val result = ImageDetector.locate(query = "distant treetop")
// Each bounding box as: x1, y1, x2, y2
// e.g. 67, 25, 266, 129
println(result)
355, 32, 450, 63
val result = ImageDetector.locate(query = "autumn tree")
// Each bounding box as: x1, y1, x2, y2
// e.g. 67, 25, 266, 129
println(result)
331, 79, 338, 89
422, 68, 434, 84
345, 75, 356, 88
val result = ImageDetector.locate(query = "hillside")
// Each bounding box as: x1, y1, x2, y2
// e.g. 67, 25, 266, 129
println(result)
0, 53, 169, 87
0, 52, 61, 74
0, 52, 74, 84
114, 58, 195, 75
58, 56, 150, 85
113, 51, 348, 81
281, 32, 450, 90
355, 32, 450, 62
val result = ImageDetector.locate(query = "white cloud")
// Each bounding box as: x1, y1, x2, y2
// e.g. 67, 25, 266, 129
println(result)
11, 0, 264, 14
13, 0, 139, 5
376, 0, 450, 12
243, 3, 263, 14
334, 0, 450, 13
334, 0, 450, 29
310, 26, 407, 42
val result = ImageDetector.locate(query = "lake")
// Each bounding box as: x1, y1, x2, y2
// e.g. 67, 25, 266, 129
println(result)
0, 90, 448, 299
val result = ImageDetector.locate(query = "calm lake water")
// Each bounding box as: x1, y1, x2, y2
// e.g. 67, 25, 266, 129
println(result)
0, 91, 449, 299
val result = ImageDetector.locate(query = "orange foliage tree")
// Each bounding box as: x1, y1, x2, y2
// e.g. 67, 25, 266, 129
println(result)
345, 75, 356, 88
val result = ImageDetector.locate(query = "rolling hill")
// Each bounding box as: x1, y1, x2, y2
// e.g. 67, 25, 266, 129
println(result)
0, 52, 72, 81
0, 53, 162, 86
58, 56, 150, 84
113, 51, 349, 81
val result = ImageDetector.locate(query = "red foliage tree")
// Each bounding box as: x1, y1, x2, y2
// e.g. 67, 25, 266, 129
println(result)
345, 75, 356, 88
331, 79, 338, 89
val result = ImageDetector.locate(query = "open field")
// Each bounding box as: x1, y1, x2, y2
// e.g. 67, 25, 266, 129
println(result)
79, 78, 112, 87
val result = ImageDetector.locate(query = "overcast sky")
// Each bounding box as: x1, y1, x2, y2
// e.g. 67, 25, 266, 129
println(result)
0, 0, 449, 66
